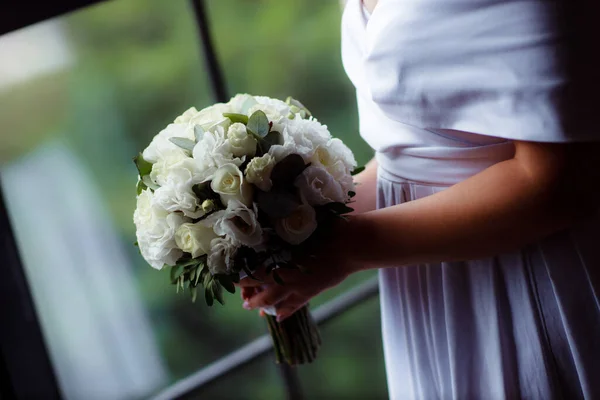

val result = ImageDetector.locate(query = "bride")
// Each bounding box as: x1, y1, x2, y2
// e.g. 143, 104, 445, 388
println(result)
240, 0, 600, 398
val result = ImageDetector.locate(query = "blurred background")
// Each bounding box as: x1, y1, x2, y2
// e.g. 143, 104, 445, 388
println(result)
0, 0, 383, 398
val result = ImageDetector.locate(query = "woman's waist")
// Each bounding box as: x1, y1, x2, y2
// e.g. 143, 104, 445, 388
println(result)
376, 142, 515, 186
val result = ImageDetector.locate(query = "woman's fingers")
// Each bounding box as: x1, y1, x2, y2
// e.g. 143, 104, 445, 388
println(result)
275, 294, 308, 322
236, 273, 274, 288
244, 284, 290, 309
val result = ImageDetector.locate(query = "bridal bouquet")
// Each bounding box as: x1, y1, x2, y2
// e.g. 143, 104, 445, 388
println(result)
133, 94, 361, 365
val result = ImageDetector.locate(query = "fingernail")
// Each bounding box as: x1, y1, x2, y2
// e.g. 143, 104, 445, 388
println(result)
243, 301, 252, 310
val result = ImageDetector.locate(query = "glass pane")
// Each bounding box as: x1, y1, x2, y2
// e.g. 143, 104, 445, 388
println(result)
0, 0, 383, 398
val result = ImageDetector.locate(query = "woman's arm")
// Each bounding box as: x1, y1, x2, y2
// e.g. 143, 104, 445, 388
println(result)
349, 141, 600, 269
241, 141, 600, 319
349, 157, 378, 215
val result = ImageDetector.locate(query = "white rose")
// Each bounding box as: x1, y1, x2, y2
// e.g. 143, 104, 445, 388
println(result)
188, 103, 232, 131
280, 115, 331, 159
245, 154, 275, 192
227, 122, 257, 157
213, 200, 263, 247
295, 165, 346, 205
253, 96, 291, 117
134, 189, 186, 269
174, 107, 199, 124
149, 150, 191, 186
274, 203, 317, 245
228, 93, 258, 114
192, 126, 244, 182
142, 123, 193, 163
310, 139, 357, 196
207, 236, 238, 275
174, 221, 218, 258
210, 163, 253, 206
152, 158, 204, 218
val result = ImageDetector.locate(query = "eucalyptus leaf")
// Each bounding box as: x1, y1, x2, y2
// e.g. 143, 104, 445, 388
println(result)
169, 137, 196, 151
133, 153, 153, 177
190, 286, 198, 303
247, 110, 270, 138
351, 166, 365, 176
170, 265, 185, 284
204, 286, 214, 306
256, 189, 301, 218
270, 154, 308, 187
257, 131, 281, 154
195, 263, 204, 286
194, 125, 204, 142
217, 275, 236, 294
285, 96, 312, 118
212, 281, 225, 305
223, 113, 249, 124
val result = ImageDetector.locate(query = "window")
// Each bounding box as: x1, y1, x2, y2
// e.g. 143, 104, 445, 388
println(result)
0, 1, 384, 398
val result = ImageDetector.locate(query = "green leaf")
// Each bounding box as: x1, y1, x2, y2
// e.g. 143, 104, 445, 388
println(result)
169, 137, 196, 151
136, 180, 147, 195
256, 189, 301, 218
270, 154, 308, 187
351, 166, 365, 176
216, 275, 236, 294
190, 286, 198, 303
257, 131, 281, 155
176, 258, 200, 268
212, 281, 225, 305
133, 153, 153, 177
247, 110, 270, 138
326, 202, 355, 215
272, 270, 285, 286
223, 113, 249, 124
194, 125, 204, 142
204, 286, 214, 306
170, 265, 185, 283
195, 263, 204, 286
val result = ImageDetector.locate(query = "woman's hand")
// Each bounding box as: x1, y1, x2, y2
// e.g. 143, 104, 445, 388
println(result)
238, 220, 363, 321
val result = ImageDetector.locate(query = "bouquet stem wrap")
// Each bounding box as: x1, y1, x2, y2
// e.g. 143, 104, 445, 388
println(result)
265, 305, 321, 365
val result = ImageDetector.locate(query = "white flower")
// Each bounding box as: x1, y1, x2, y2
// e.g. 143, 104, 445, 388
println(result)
245, 154, 275, 192
210, 163, 253, 206
281, 115, 332, 160
228, 93, 258, 114
207, 236, 238, 275
174, 107, 199, 124
192, 126, 244, 182
253, 96, 291, 117
295, 165, 346, 205
310, 139, 357, 196
214, 200, 263, 247
152, 158, 204, 218
188, 103, 232, 132
174, 221, 218, 258
274, 203, 317, 245
150, 150, 192, 187
142, 123, 193, 163
227, 122, 257, 157
134, 189, 186, 269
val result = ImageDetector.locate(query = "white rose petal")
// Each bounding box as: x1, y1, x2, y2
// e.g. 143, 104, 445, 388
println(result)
295, 165, 346, 205
210, 163, 253, 206
174, 221, 218, 258
152, 158, 204, 218
188, 103, 232, 131
192, 126, 244, 182
227, 122, 257, 157
134, 189, 186, 269
274, 203, 317, 245
245, 154, 275, 192
207, 236, 238, 275
174, 107, 199, 124
214, 200, 263, 247
142, 123, 193, 163
228, 93, 258, 114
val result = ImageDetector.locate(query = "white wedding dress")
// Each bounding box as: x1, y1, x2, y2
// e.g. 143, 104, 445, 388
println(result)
341, 0, 600, 398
